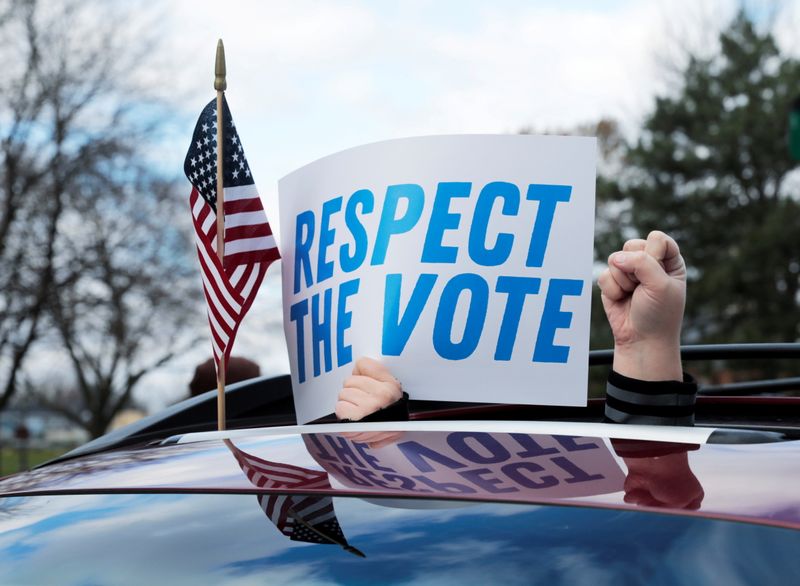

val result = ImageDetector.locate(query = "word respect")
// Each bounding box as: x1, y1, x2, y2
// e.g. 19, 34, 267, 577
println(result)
289, 181, 583, 383
307, 432, 608, 496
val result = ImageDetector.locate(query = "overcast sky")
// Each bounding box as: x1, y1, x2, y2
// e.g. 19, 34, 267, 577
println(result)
134, 0, 799, 412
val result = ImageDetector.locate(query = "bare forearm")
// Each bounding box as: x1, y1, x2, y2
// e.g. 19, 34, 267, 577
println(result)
613, 339, 683, 381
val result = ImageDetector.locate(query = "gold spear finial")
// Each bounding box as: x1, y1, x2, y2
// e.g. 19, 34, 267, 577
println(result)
214, 39, 227, 91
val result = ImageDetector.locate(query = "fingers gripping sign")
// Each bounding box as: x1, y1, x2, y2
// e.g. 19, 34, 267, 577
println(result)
597, 231, 686, 381
335, 357, 403, 421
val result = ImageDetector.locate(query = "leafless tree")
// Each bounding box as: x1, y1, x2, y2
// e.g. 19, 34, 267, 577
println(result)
0, 0, 200, 436
36, 174, 199, 438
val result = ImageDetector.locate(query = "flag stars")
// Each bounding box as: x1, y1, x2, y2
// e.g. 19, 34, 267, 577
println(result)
186, 101, 258, 203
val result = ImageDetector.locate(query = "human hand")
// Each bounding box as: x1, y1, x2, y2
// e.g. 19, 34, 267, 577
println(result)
622, 451, 704, 510
339, 430, 405, 449
335, 357, 403, 421
597, 231, 686, 380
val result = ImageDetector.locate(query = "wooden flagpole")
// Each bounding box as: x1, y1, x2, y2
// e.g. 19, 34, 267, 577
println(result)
214, 39, 227, 431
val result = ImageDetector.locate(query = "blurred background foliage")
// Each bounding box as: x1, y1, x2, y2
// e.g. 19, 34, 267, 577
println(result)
594, 12, 800, 346
0, 0, 799, 452
589, 11, 800, 392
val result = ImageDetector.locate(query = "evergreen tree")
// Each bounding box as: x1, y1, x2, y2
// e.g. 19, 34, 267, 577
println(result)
597, 12, 800, 346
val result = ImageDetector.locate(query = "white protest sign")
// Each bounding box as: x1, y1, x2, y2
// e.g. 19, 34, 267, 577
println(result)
279, 135, 596, 423
304, 431, 625, 500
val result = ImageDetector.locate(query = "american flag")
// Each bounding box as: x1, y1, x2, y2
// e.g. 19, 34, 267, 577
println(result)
225, 440, 364, 556
184, 97, 280, 371
225, 438, 332, 491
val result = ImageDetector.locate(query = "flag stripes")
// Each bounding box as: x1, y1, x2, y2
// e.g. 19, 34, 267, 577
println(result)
184, 96, 280, 371
225, 440, 360, 552
190, 188, 258, 365
258, 493, 337, 538
227, 440, 332, 490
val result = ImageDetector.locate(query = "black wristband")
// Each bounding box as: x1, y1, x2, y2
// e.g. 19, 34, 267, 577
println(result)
605, 370, 698, 426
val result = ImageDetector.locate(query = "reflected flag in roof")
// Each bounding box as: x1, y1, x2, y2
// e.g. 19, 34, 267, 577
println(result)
225, 438, 332, 490
258, 493, 364, 556
224, 440, 364, 557
183, 97, 280, 371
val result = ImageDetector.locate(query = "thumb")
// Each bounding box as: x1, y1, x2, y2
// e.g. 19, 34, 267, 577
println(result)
610, 251, 669, 289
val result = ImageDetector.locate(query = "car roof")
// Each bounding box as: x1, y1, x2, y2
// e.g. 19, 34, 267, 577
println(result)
3, 492, 798, 585
1, 420, 798, 531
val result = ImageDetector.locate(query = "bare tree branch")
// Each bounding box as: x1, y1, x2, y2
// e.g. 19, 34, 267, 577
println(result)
1, 0, 199, 435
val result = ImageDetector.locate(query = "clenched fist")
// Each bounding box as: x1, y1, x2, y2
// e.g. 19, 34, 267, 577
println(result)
597, 231, 686, 381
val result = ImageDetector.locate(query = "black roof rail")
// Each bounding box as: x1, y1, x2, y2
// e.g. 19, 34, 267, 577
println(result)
699, 377, 800, 396
590, 343, 800, 366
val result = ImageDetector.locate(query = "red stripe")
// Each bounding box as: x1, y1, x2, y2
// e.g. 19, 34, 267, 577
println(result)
246, 464, 327, 487
193, 209, 216, 242
225, 198, 264, 214
225, 223, 273, 241
293, 495, 324, 517
198, 230, 244, 307
190, 188, 215, 224
237, 449, 329, 479
196, 206, 212, 234
265, 494, 280, 520
200, 280, 234, 337
256, 471, 313, 487
201, 296, 231, 357
196, 250, 240, 320
204, 301, 233, 346
229, 445, 332, 489
276, 498, 294, 531
226, 247, 279, 268
232, 264, 254, 293
208, 317, 228, 353
304, 502, 334, 524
